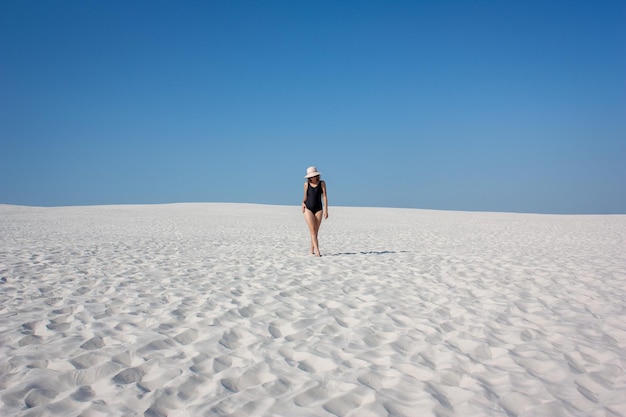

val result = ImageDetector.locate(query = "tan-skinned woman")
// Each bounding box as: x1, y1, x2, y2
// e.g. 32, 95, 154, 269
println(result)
301, 166, 328, 257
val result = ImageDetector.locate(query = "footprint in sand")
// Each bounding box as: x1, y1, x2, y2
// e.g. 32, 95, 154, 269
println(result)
323, 393, 362, 417
70, 352, 108, 369
46, 320, 70, 331
297, 355, 336, 374
70, 385, 95, 402
294, 384, 328, 407
71, 362, 122, 386
24, 388, 58, 408
18, 335, 42, 346
113, 367, 145, 384
575, 374, 615, 404
21, 320, 46, 335
80, 336, 105, 350
357, 371, 385, 390
219, 328, 256, 349
174, 328, 198, 345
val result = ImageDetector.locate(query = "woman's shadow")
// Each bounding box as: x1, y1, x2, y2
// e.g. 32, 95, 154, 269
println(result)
327, 250, 409, 256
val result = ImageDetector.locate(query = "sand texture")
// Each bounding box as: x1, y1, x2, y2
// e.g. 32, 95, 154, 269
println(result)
1, 203, 625, 417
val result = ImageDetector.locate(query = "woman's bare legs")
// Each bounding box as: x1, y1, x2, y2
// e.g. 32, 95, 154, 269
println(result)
313, 210, 323, 255
304, 209, 324, 256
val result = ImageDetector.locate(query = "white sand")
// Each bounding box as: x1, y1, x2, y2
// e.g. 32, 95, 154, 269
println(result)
0, 203, 625, 417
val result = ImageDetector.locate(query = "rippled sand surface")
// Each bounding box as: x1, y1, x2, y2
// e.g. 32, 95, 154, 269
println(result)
1, 203, 625, 416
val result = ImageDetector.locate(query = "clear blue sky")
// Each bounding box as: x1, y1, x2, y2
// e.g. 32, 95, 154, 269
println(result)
1, 1, 624, 213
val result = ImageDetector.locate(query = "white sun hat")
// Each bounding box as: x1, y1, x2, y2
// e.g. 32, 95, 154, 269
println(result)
304, 166, 322, 178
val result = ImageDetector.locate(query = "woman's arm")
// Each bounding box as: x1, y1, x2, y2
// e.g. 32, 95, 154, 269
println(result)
302, 182, 308, 213
322, 181, 329, 219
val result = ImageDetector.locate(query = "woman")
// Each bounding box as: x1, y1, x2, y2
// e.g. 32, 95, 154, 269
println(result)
302, 166, 328, 257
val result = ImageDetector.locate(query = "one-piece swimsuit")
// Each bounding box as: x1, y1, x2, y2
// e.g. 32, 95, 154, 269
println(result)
305, 182, 323, 214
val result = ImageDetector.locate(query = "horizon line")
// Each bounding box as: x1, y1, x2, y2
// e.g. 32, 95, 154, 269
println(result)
1, 201, 624, 216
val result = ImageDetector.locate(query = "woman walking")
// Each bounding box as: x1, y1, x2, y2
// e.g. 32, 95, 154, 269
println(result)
302, 166, 328, 257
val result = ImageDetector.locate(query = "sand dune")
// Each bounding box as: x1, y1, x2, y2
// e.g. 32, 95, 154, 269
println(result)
0, 203, 625, 416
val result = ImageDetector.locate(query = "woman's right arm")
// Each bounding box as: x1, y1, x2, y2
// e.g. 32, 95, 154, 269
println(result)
302, 182, 307, 213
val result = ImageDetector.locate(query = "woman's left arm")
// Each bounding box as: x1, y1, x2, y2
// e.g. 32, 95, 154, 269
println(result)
322, 181, 329, 219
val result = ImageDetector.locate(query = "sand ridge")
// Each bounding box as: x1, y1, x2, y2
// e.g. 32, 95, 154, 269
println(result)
0, 203, 625, 416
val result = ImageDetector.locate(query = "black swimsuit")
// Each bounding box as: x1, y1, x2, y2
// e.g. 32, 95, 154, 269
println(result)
305, 182, 323, 214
